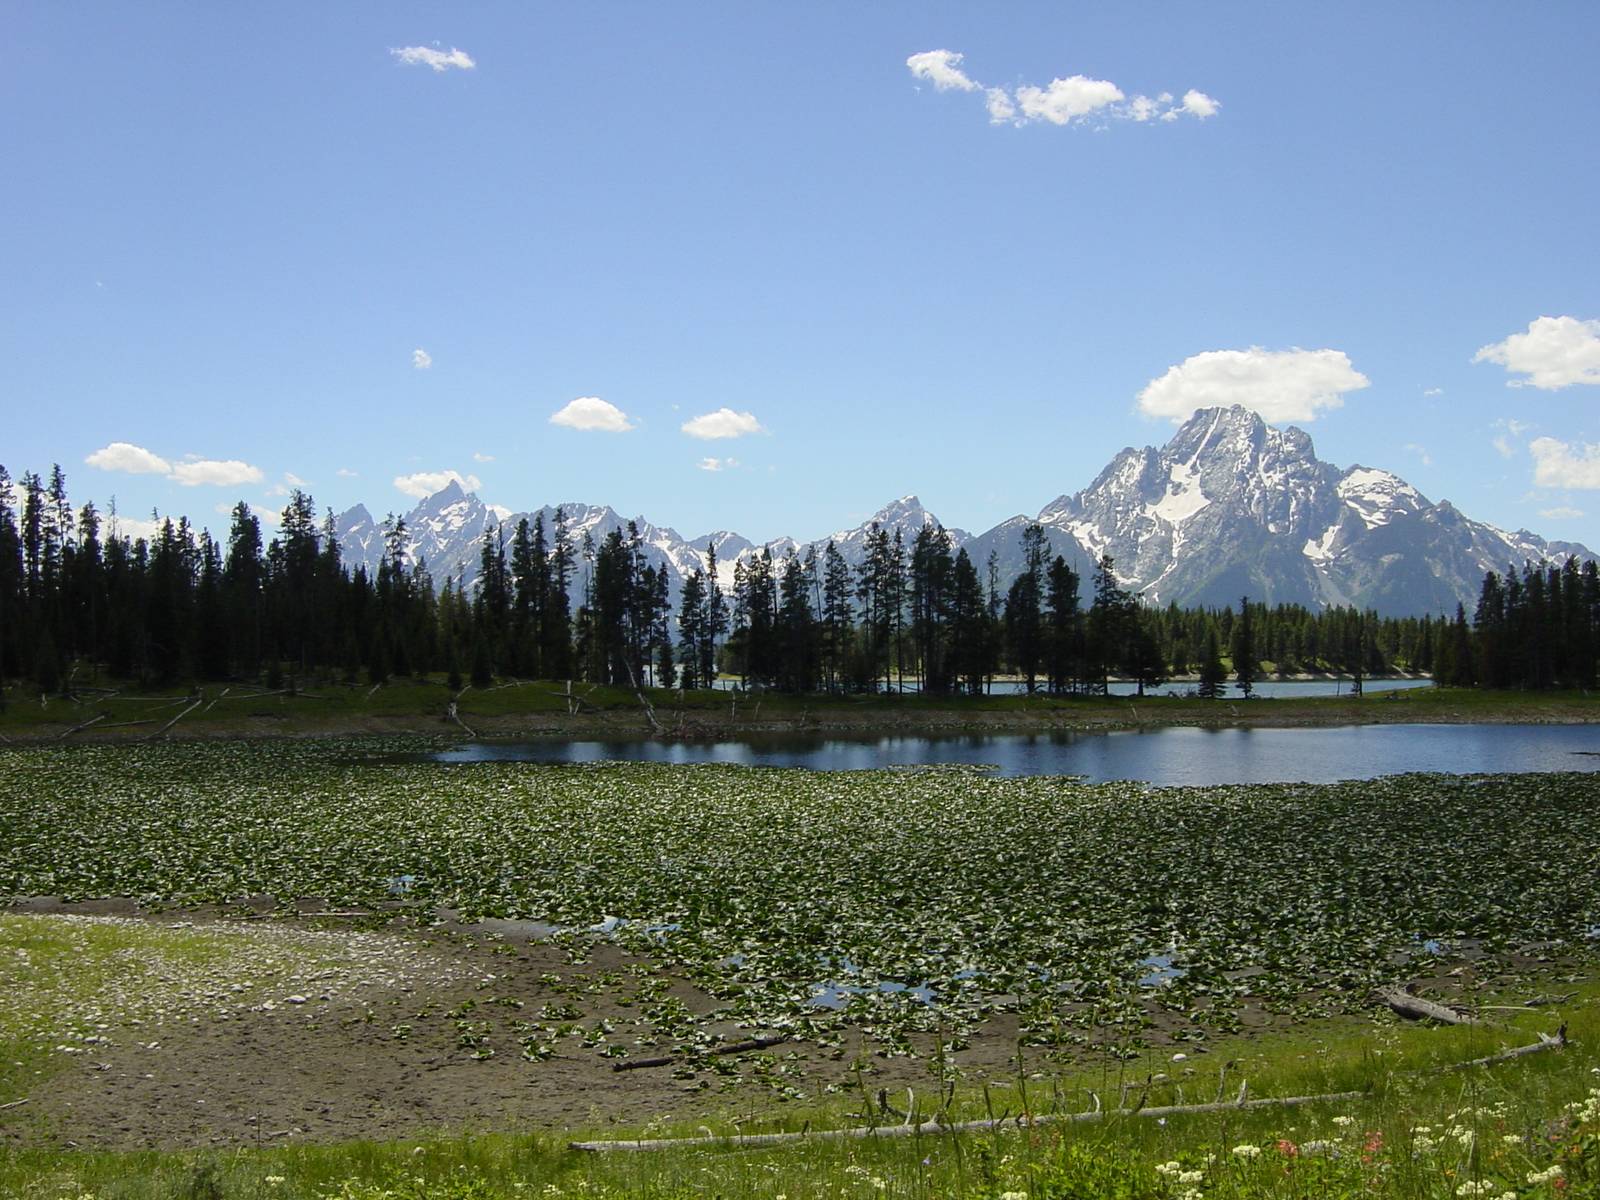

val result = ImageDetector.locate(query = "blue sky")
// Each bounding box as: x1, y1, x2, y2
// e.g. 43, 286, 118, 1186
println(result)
4, 3, 1599, 544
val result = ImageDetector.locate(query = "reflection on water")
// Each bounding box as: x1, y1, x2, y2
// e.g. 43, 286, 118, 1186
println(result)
432, 722, 1600, 785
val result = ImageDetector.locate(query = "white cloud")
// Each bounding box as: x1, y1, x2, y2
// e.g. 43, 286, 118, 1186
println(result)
1127, 94, 1162, 122
265, 483, 290, 498
985, 87, 1017, 124
1530, 437, 1600, 488
682, 408, 765, 440
1403, 443, 1433, 467
1423, 386, 1443, 397
905, 49, 978, 92
1492, 417, 1533, 458
1016, 75, 1125, 125
337, 467, 360, 478
1474, 315, 1600, 390
86, 440, 268, 490
391, 45, 475, 72
549, 396, 635, 433
284, 472, 308, 487
910, 50, 1216, 129
393, 469, 482, 499
109, 515, 166, 543
697, 457, 740, 472
85, 442, 172, 476
472, 451, 495, 462
169, 459, 265, 487
412, 348, 432, 370
1540, 506, 1584, 520
1137, 347, 1371, 423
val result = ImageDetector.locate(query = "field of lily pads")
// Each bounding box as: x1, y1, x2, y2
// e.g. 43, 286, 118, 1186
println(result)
2, 740, 1598, 1055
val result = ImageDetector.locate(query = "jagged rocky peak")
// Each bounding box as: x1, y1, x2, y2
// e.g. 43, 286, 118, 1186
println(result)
1336, 466, 1428, 529
870, 494, 938, 527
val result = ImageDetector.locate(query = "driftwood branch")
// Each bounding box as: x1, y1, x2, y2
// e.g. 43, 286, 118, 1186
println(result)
612, 1034, 789, 1072
200, 687, 232, 713
1377, 985, 1475, 1025
0, 1097, 28, 1110
149, 699, 203, 740
57, 713, 107, 739
570, 1088, 1366, 1152
1443, 1027, 1567, 1072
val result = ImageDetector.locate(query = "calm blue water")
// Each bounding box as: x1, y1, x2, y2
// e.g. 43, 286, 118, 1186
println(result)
433, 722, 1600, 785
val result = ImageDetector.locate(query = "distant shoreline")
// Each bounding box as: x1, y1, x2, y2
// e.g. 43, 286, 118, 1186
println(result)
5, 676, 1598, 747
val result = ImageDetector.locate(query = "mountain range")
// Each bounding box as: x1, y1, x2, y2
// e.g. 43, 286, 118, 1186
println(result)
334, 406, 1592, 618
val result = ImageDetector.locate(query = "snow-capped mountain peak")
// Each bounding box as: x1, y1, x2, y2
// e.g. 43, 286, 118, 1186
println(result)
338, 413, 1593, 617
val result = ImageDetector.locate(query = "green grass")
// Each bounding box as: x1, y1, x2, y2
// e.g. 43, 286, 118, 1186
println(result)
1, 996, 1596, 1197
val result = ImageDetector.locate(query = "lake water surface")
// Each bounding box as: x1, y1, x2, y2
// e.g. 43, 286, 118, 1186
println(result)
434, 722, 1600, 785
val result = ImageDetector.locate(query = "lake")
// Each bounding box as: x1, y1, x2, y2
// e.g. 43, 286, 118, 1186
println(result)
434, 721, 1600, 785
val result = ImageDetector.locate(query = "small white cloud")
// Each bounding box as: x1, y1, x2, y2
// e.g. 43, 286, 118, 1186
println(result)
337, 467, 360, 478
391, 45, 475, 73
1127, 94, 1162, 122
905, 49, 978, 92
412, 348, 432, 370
392, 469, 482, 499
682, 408, 765, 440
1423, 386, 1444, 397
1137, 347, 1370, 423
284, 472, 308, 487
472, 451, 495, 462
1016, 75, 1124, 125
1540, 505, 1584, 520
85, 442, 173, 476
697, 457, 740, 472
985, 87, 1017, 124
1492, 417, 1533, 458
549, 396, 635, 433
170, 459, 265, 487
1530, 437, 1600, 488
1474, 315, 1600, 390
1402, 443, 1433, 467
910, 50, 1217, 130
265, 483, 290, 498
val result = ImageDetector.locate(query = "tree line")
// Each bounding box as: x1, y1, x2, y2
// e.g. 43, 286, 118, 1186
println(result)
1, 463, 1593, 700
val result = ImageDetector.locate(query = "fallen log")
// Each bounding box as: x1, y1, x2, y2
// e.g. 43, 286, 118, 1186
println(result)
0, 1097, 28, 1111
612, 1034, 790, 1072
57, 713, 107, 739
200, 687, 232, 713
1377, 985, 1475, 1025
149, 699, 203, 740
570, 1088, 1366, 1152
1443, 1026, 1566, 1072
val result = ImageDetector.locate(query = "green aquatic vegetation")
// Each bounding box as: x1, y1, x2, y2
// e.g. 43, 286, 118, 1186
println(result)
0, 741, 1597, 1048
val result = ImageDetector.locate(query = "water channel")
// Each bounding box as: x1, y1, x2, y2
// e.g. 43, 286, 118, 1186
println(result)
433, 721, 1600, 785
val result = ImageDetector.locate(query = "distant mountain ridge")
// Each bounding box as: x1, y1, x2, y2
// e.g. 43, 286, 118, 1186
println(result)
335, 406, 1593, 618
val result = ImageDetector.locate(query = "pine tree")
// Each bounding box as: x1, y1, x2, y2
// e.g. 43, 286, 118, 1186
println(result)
1231, 596, 1258, 698
1196, 627, 1226, 698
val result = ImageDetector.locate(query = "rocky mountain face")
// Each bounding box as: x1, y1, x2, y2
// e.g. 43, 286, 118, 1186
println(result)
336, 408, 1592, 617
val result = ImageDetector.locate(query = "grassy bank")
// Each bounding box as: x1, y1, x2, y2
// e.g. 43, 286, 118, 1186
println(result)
2, 986, 1596, 1198
2, 676, 1598, 743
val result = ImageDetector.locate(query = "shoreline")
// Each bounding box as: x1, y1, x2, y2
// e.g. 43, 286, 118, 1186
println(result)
4, 680, 1599, 745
